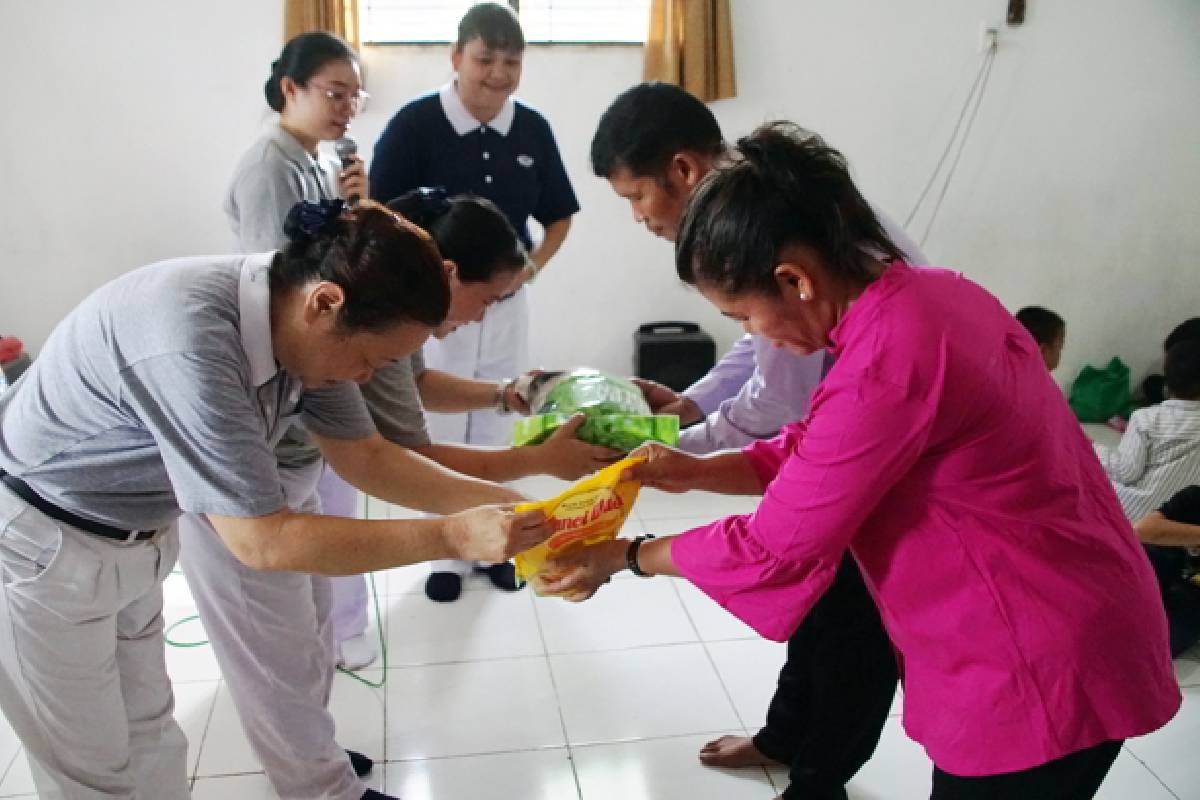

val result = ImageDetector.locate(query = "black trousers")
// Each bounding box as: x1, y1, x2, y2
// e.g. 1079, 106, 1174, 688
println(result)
930, 740, 1123, 800
1144, 543, 1200, 657
755, 554, 898, 800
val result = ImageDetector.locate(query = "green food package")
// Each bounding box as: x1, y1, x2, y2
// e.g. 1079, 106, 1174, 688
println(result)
511, 369, 679, 451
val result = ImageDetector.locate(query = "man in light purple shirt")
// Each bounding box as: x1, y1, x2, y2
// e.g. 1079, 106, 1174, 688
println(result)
674, 336, 825, 452
591, 83, 924, 800
597, 128, 924, 455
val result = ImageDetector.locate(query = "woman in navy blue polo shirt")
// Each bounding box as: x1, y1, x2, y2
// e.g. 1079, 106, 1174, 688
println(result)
370, 2, 580, 602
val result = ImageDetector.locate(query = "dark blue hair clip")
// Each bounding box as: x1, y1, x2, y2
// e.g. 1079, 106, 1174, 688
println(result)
283, 198, 346, 243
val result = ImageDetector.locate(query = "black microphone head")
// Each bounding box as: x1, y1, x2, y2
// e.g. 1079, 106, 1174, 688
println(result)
335, 136, 358, 164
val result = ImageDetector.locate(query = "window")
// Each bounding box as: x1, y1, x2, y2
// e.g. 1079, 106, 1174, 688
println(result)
362, 1, 650, 45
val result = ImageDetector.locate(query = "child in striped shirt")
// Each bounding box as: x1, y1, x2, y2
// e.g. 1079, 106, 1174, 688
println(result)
1098, 339, 1200, 520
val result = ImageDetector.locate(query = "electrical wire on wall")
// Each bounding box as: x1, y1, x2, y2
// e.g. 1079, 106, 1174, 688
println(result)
904, 38, 1000, 247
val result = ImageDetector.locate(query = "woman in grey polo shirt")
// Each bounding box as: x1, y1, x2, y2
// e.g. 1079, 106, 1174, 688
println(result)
0, 201, 548, 800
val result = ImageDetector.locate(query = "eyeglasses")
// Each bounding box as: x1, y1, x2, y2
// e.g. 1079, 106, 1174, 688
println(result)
308, 82, 369, 112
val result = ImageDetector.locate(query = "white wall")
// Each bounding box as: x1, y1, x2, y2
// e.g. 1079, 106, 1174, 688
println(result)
727, 0, 1200, 386
2, 0, 1197, 385
0, 0, 282, 348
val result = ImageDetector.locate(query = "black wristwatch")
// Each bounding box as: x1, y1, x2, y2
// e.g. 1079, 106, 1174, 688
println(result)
625, 534, 656, 577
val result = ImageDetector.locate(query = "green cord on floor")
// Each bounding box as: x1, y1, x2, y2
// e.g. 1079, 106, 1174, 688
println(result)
337, 572, 388, 689
164, 571, 388, 688
163, 614, 207, 648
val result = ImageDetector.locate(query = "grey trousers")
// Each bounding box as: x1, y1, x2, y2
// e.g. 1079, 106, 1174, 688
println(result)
0, 484, 188, 799
177, 463, 363, 800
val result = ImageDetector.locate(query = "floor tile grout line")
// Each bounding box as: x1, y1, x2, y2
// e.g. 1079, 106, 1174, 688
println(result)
368, 498, 401, 793
190, 768, 269, 780
379, 493, 405, 790
760, 764, 782, 795
531, 588, 585, 800
374, 565, 390, 790
383, 743, 571, 764
376, 726, 761, 764
563, 727, 755, 751
0, 746, 20, 793
375, 634, 758, 671
669, 576, 788, 794
189, 678, 224, 787
1120, 744, 1182, 800
670, 578, 755, 733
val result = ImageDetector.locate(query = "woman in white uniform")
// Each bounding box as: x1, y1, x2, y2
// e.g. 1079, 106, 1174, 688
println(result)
0, 199, 548, 800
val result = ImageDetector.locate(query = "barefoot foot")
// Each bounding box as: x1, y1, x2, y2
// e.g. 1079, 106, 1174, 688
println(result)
698, 735, 783, 768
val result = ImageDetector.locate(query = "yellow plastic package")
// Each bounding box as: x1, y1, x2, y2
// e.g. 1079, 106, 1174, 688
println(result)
514, 455, 646, 588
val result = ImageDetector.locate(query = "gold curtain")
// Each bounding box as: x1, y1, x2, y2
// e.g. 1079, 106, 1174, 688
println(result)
643, 0, 735, 102
284, 0, 361, 49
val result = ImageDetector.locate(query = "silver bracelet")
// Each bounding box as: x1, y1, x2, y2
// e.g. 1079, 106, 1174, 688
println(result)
494, 379, 515, 413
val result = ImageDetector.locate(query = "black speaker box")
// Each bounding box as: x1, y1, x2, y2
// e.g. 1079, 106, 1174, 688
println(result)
634, 322, 716, 392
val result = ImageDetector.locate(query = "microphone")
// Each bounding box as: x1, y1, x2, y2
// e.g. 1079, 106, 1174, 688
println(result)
334, 137, 359, 206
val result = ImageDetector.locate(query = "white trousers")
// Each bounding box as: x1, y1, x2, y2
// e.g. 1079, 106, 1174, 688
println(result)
425, 287, 529, 575
424, 285, 529, 447
0, 484, 187, 799
319, 466, 368, 643
177, 462, 364, 800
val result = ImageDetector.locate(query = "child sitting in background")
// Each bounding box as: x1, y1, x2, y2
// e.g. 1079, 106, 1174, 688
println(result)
1143, 317, 1200, 404
1016, 306, 1066, 371
1097, 339, 1200, 520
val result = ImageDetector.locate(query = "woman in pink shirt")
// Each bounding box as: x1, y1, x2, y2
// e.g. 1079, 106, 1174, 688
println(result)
540, 123, 1179, 799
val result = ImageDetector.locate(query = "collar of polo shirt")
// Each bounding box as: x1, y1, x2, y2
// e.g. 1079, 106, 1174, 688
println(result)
439, 81, 515, 137
238, 253, 282, 387
270, 122, 324, 169
270, 123, 334, 195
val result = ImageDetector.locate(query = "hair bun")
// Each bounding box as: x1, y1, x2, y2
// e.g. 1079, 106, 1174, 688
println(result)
283, 199, 347, 244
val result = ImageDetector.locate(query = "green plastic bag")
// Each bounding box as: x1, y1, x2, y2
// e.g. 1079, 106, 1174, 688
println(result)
512, 369, 679, 451
1069, 357, 1135, 422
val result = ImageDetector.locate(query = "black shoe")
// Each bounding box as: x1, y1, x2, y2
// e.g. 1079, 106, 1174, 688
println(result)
346, 749, 373, 777
425, 571, 463, 602
476, 561, 523, 592
361, 789, 400, 800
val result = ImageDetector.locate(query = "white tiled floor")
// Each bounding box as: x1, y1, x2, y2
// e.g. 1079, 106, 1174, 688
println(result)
1, 481, 1197, 799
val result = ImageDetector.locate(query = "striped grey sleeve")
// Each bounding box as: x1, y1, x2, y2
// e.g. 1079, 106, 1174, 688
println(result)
1096, 411, 1149, 485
